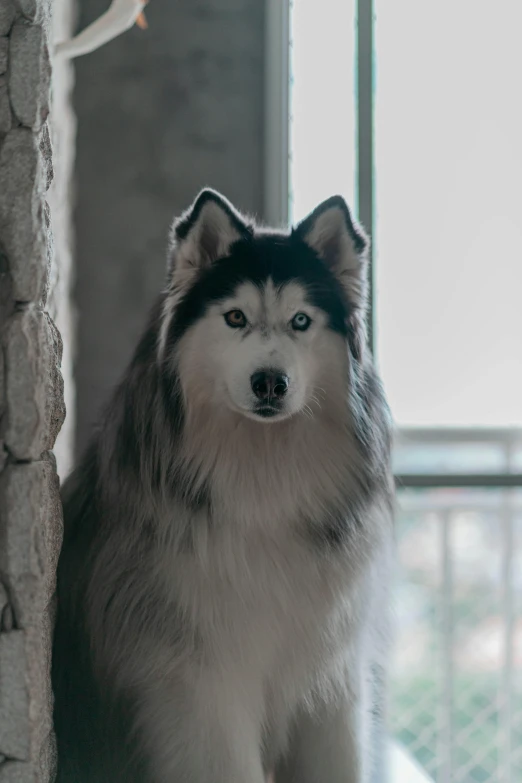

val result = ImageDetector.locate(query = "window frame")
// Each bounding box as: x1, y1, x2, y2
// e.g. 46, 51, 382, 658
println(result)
265, 0, 522, 491
266, 6, 522, 779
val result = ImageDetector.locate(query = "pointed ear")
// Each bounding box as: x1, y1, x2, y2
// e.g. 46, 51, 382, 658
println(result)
168, 189, 251, 285
294, 196, 369, 312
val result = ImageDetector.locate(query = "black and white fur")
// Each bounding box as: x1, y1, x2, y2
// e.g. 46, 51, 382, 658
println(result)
52, 190, 394, 783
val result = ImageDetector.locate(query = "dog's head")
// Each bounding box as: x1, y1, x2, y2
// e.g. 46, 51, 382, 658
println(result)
161, 189, 369, 423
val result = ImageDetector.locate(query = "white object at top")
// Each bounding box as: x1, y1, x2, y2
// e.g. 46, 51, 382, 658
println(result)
55, 0, 147, 59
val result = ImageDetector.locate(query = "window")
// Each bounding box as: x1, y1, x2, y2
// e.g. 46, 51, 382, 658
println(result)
375, 1, 522, 430
267, 1, 522, 781
289, 0, 357, 222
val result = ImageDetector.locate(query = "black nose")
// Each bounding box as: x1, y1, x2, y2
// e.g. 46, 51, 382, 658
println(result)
251, 370, 289, 401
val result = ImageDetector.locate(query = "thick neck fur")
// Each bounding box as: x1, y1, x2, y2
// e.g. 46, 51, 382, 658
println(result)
93, 295, 392, 556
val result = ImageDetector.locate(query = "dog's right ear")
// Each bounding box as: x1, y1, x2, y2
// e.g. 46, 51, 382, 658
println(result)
167, 189, 251, 287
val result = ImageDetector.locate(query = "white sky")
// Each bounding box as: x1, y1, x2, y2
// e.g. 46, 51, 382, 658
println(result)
291, 0, 522, 427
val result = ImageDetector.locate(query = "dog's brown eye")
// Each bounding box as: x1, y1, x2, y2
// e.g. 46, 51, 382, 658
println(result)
224, 309, 247, 328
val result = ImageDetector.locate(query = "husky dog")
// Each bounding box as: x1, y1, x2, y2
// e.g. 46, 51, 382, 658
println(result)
52, 190, 393, 783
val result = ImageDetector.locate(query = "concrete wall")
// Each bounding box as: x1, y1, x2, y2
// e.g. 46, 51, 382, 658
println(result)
74, 0, 266, 454
0, 0, 72, 778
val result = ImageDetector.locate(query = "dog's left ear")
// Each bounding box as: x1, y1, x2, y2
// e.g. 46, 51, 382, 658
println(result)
294, 196, 369, 312
168, 189, 252, 286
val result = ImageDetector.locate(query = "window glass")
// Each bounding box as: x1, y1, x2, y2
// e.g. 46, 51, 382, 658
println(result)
375, 1, 522, 427
290, 0, 357, 222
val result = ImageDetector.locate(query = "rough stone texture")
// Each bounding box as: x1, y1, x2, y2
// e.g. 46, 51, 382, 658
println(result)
4, 309, 65, 461
15, 0, 51, 28
0, 0, 72, 779
0, 632, 30, 759
0, 460, 62, 629
0, 1, 15, 37
9, 21, 49, 129
0, 39, 8, 74
0, 762, 35, 783
75, 0, 266, 452
0, 764, 34, 783
0, 76, 10, 133
0, 129, 51, 304
0, 583, 13, 632
46, 0, 76, 479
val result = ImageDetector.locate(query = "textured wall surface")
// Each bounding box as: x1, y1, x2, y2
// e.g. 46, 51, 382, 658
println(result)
47, 0, 75, 480
74, 0, 265, 454
0, 0, 70, 779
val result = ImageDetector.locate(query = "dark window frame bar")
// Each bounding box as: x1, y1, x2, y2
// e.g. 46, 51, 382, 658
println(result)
396, 473, 522, 489
357, 0, 375, 352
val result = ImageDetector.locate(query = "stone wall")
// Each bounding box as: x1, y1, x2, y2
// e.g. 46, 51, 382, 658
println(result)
47, 0, 75, 481
0, 0, 71, 779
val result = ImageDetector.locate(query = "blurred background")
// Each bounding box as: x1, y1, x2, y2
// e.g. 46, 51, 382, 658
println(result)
60, 1, 522, 781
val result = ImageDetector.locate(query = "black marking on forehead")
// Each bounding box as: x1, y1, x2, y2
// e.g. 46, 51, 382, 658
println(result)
169, 233, 351, 341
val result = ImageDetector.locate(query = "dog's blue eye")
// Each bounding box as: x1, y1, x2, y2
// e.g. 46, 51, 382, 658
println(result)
224, 309, 247, 328
291, 312, 312, 331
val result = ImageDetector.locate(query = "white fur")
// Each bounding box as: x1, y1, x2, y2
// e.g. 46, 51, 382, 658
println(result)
73, 193, 392, 783
177, 279, 331, 422
158, 196, 244, 359
130, 401, 391, 783
117, 279, 392, 782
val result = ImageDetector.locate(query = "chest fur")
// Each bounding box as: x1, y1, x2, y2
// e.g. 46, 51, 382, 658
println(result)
157, 409, 387, 693
164, 508, 374, 681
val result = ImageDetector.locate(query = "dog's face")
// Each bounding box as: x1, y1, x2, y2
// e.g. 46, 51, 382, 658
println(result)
178, 277, 346, 422
161, 190, 369, 423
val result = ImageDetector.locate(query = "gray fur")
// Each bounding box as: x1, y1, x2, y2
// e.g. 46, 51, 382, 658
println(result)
52, 191, 394, 783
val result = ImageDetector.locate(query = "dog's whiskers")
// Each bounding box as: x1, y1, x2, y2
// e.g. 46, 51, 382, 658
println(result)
309, 391, 323, 412
302, 404, 315, 420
